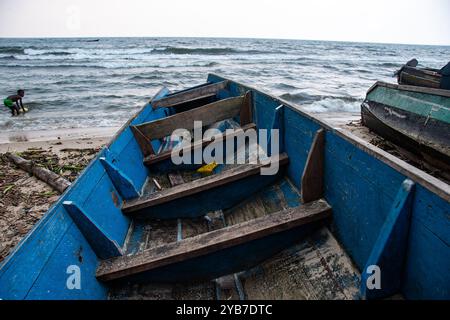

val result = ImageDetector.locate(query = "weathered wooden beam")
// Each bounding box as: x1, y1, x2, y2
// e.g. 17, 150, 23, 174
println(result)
63, 201, 123, 259
136, 95, 245, 141
130, 125, 155, 157
152, 81, 229, 109
5, 152, 71, 194
160, 94, 216, 112
267, 105, 285, 156
301, 129, 325, 203
99, 157, 140, 200
107, 86, 169, 149
360, 179, 415, 300
97, 199, 332, 282
143, 123, 256, 166
240, 91, 253, 125
123, 153, 289, 214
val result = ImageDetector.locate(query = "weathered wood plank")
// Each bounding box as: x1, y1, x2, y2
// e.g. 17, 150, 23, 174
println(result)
99, 157, 140, 200
241, 227, 360, 300
152, 81, 229, 109
107, 86, 168, 148
143, 123, 256, 166
160, 94, 217, 113
301, 129, 325, 203
97, 199, 332, 282
130, 125, 155, 157
135, 96, 245, 141
63, 201, 123, 259
361, 179, 415, 299
240, 91, 253, 125
123, 153, 289, 214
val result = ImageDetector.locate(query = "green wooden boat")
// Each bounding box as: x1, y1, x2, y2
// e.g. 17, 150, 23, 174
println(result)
361, 81, 450, 171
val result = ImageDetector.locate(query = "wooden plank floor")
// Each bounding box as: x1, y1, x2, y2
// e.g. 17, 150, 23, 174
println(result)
239, 227, 360, 300
109, 226, 360, 300
109, 177, 360, 300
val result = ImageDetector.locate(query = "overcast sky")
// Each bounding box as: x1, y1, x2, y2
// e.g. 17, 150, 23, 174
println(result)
0, 0, 449, 45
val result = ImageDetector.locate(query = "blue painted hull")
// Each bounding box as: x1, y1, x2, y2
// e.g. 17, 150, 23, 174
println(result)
0, 76, 448, 300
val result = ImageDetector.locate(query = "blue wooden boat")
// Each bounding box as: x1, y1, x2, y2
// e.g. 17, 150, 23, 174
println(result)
0, 75, 449, 300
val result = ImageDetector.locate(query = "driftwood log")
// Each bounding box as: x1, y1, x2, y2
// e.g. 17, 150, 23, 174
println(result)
6, 152, 71, 194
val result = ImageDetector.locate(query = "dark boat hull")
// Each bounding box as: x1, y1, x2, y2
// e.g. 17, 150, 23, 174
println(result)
362, 82, 450, 171
397, 65, 442, 89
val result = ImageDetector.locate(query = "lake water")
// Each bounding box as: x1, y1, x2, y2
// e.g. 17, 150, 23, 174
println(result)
0, 37, 448, 132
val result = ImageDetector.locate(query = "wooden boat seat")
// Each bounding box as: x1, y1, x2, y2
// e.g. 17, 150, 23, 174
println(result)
151, 80, 229, 109
97, 199, 332, 282
122, 153, 289, 215
143, 122, 257, 166
131, 91, 253, 158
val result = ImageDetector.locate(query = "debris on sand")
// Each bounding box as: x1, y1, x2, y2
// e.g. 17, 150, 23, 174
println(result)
0, 147, 101, 262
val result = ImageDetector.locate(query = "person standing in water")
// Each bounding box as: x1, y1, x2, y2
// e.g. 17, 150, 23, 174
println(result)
3, 89, 26, 116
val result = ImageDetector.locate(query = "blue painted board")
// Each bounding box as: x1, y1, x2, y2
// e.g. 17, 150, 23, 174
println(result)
109, 224, 319, 284
361, 179, 415, 299
130, 170, 286, 219
100, 157, 140, 200
64, 201, 123, 259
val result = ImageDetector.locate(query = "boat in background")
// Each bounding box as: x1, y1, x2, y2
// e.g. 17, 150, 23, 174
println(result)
0, 75, 449, 300
361, 81, 450, 173
395, 59, 450, 90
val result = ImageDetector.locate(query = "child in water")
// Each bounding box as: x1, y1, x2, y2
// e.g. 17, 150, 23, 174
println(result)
3, 89, 26, 116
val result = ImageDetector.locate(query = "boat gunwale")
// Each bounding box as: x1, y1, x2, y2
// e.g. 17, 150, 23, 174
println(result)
366, 81, 450, 98
206, 74, 450, 202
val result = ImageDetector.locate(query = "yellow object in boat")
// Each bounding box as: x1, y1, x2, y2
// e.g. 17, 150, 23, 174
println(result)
197, 162, 218, 174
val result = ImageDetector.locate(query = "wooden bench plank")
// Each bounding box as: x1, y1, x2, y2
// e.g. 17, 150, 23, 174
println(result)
97, 199, 332, 282
152, 81, 228, 109
143, 123, 257, 166
135, 95, 244, 141
157, 93, 216, 110
123, 153, 289, 214
301, 129, 325, 203
130, 125, 155, 157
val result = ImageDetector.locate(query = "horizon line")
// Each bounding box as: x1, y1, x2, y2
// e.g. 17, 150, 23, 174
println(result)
1, 35, 449, 47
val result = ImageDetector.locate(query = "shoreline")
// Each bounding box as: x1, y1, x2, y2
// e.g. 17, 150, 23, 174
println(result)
0, 127, 118, 153
0, 112, 360, 153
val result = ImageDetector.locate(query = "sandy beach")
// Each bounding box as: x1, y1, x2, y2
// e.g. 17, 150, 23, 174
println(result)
0, 126, 118, 152
0, 128, 113, 262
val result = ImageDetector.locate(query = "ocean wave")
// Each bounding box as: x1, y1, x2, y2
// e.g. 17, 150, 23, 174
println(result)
152, 46, 267, 55
274, 83, 299, 91
280, 92, 361, 105
370, 62, 401, 68
302, 97, 362, 113
0, 54, 16, 60
25, 48, 73, 56
279, 92, 320, 103
6, 46, 267, 62
129, 74, 163, 81
1, 63, 108, 69
0, 47, 24, 54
